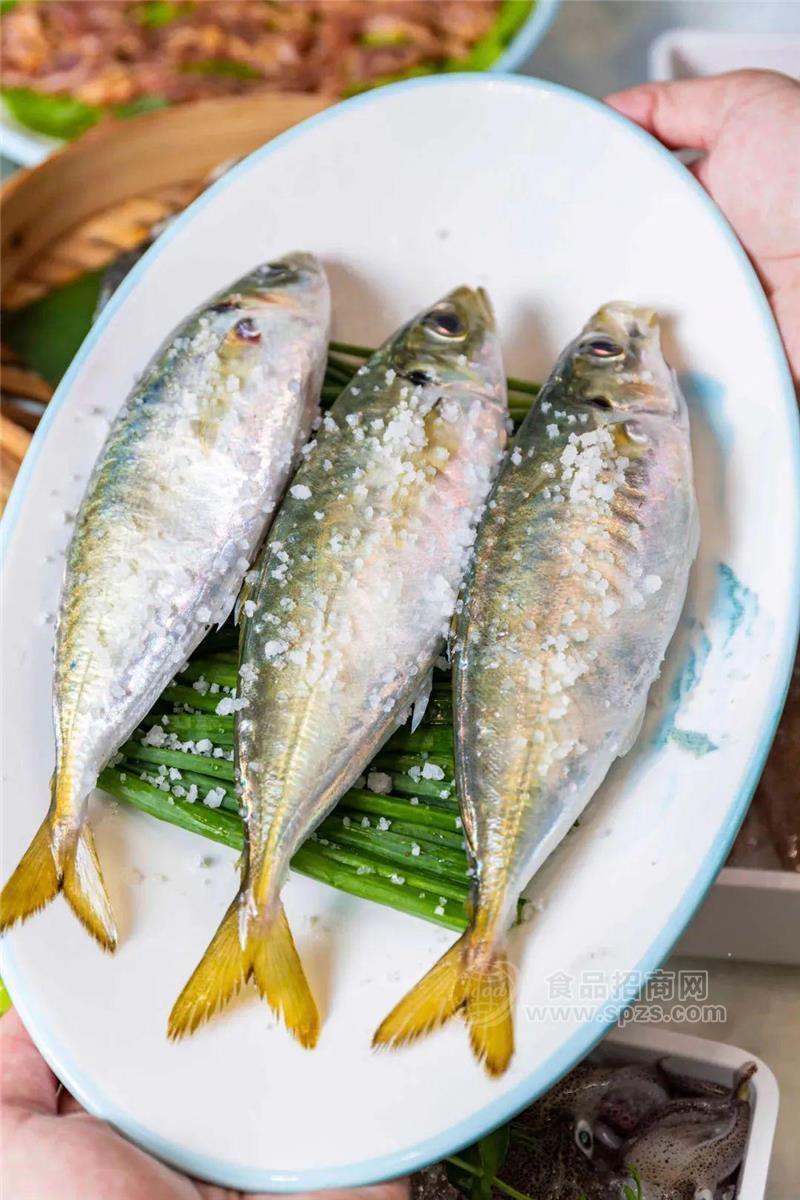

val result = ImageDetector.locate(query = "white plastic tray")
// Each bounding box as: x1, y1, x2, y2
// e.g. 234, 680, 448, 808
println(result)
597, 1025, 779, 1200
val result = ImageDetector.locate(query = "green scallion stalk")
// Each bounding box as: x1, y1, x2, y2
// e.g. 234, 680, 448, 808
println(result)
177, 659, 238, 689
121, 742, 235, 781
160, 683, 223, 713
342, 788, 460, 831
83, 348, 552, 932
158, 713, 234, 745
98, 768, 468, 930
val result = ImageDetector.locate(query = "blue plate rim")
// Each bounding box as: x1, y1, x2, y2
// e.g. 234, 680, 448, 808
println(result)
2, 71, 798, 1192
490, 0, 561, 73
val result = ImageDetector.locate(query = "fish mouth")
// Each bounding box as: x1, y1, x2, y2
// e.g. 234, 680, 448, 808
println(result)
443, 285, 496, 331
246, 252, 323, 290
280, 251, 323, 273
590, 301, 660, 347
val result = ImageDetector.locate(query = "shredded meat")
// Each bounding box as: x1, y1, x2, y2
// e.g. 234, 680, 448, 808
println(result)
1, 1, 503, 105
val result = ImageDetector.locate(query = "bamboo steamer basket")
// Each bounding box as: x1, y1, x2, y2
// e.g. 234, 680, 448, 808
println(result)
0, 92, 331, 506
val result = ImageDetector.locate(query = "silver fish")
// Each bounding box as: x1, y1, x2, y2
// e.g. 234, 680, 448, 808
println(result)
375, 302, 699, 1074
168, 286, 507, 1045
0, 253, 330, 949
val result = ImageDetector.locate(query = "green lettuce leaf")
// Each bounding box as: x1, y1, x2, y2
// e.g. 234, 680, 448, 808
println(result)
1, 88, 101, 139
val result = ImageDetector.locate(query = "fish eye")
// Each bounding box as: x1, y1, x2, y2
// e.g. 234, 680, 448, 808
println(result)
583, 335, 624, 359
406, 368, 435, 387
424, 304, 465, 339
574, 1119, 594, 1159
234, 317, 261, 342
623, 420, 649, 444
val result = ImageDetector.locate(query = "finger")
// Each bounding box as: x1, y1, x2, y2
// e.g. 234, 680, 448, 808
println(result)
57, 1086, 85, 1116
0, 1008, 59, 1116
605, 70, 791, 151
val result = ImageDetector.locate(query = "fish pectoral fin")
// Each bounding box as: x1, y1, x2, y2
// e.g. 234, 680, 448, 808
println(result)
0, 805, 117, 953
616, 700, 647, 759
167, 897, 319, 1048
410, 669, 434, 733
373, 931, 515, 1076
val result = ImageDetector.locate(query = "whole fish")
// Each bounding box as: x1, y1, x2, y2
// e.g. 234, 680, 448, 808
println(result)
168, 287, 508, 1045
375, 303, 699, 1074
1, 253, 330, 949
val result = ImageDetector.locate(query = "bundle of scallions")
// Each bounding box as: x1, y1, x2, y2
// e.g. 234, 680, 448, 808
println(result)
97, 343, 539, 933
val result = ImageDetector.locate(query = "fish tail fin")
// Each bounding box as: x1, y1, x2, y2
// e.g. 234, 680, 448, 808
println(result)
0, 811, 60, 933
373, 927, 514, 1076
168, 897, 319, 1047
463, 945, 514, 1077
60, 822, 117, 952
0, 800, 116, 953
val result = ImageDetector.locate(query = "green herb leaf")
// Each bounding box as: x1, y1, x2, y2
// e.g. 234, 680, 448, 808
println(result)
446, 1126, 511, 1200
476, 1125, 511, 1200
1, 88, 101, 139
135, 1, 183, 28
445, 1155, 478, 1200
3, 272, 102, 388
181, 58, 262, 80
0, 0, 20, 15
622, 1165, 644, 1200
114, 94, 170, 119
342, 63, 436, 98
0, 975, 11, 1017
496, 0, 535, 44
445, 0, 534, 72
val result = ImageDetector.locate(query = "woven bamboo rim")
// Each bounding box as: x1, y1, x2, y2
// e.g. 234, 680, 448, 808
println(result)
0, 91, 331, 506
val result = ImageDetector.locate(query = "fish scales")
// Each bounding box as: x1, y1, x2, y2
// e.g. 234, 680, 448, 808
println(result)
0, 253, 330, 949
168, 286, 508, 1044
375, 302, 699, 1075
457, 370, 696, 916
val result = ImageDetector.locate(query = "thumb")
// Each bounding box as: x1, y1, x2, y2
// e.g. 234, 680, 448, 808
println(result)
0, 1007, 59, 1116
605, 70, 793, 151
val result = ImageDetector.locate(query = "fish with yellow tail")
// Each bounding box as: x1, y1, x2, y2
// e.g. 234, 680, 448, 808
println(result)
374, 303, 699, 1075
1, 254, 330, 950
168, 287, 508, 1046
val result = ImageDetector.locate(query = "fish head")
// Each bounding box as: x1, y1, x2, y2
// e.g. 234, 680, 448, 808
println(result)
240, 251, 326, 296
388, 286, 506, 405
218, 252, 330, 321
559, 301, 681, 422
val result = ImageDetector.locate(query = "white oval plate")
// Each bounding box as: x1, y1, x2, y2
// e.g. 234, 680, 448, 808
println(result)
1, 76, 798, 1192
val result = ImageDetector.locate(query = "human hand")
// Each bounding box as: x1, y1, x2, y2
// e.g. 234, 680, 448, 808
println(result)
1, 1008, 410, 1200
605, 70, 800, 386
